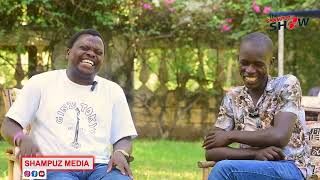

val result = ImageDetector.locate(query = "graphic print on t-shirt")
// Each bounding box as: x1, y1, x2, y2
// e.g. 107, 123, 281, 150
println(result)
55, 101, 98, 149
72, 107, 81, 148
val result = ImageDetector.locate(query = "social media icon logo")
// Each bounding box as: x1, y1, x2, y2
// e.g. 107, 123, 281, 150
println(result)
24, 170, 31, 177
31, 170, 38, 177
39, 171, 45, 177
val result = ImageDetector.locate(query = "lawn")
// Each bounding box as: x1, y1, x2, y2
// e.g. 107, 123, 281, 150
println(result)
0, 140, 10, 179
0, 139, 204, 180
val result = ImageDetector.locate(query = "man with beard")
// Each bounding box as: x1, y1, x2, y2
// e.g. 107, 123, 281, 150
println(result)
203, 32, 311, 180
1, 29, 137, 180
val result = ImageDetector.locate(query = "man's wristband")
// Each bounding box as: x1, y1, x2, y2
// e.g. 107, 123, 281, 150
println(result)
13, 131, 24, 146
114, 149, 133, 162
114, 149, 130, 157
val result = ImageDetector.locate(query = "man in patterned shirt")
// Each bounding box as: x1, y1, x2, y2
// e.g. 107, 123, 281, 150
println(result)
203, 32, 311, 179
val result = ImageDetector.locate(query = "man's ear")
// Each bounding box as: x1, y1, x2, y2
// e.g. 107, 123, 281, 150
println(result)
271, 56, 276, 65
66, 48, 70, 59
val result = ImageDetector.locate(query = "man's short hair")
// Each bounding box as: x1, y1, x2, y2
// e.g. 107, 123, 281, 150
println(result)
67, 29, 104, 48
240, 32, 273, 52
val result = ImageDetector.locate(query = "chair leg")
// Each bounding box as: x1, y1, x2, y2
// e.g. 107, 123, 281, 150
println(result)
203, 167, 210, 180
8, 159, 14, 180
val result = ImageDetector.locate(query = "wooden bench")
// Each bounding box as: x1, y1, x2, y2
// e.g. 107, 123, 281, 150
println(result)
2, 88, 18, 180
1, 88, 29, 180
198, 96, 320, 180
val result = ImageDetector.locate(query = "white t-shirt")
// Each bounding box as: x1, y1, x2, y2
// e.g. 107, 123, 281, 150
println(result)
6, 69, 137, 163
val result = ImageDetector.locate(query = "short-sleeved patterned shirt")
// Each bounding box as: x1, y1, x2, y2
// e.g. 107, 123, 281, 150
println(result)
215, 74, 311, 177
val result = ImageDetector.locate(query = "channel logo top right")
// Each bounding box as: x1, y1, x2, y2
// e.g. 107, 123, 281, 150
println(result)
267, 15, 310, 31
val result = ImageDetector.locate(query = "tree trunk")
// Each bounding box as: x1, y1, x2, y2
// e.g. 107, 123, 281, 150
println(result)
14, 54, 24, 88
27, 46, 37, 77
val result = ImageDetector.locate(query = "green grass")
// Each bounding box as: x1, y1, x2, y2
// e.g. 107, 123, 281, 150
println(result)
0, 139, 204, 180
131, 140, 203, 180
0, 141, 10, 179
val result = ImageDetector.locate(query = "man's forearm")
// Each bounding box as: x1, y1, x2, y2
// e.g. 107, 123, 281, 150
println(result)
113, 136, 133, 154
205, 147, 257, 162
228, 128, 286, 148
227, 112, 295, 148
1, 117, 23, 145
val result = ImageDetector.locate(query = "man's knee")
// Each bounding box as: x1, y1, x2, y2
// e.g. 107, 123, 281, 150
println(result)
214, 160, 235, 171
101, 174, 131, 180
99, 169, 131, 180
209, 160, 236, 180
